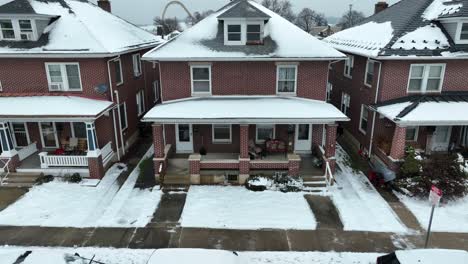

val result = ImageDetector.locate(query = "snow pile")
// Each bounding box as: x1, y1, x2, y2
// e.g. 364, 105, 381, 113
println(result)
423, 0, 462, 20
331, 145, 408, 232
392, 25, 450, 50
325, 21, 394, 57
180, 186, 316, 230
396, 193, 468, 232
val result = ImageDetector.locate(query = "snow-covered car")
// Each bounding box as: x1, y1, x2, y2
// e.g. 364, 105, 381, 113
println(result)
376, 249, 468, 264
147, 248, 242, 264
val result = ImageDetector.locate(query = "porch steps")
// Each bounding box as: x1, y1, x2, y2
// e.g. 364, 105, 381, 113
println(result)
302, 175, 328, 192
0, 173, 41, 188
163, 174, 190, 185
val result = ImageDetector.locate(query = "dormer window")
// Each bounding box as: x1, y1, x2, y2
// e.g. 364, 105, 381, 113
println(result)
0, 18, 36, 41
19, 20, 33, 40
223, 21, 264, 45
0, 20, 15, 40
460, 22, 468, 40
247, 24, 262, 43
227, 24, 242, 42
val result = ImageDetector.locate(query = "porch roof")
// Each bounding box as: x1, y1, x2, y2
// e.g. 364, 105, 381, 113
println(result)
142, 96, 349, 124
0, 96, 114, 121
373, 92, 468, 126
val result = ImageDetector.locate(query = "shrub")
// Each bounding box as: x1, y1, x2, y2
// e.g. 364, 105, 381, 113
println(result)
245, 176, 271, 192
69, 173, 82, 183
35, 173, 54, 184
399, 146, 422, 178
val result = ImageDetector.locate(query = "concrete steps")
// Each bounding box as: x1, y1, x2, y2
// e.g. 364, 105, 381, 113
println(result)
1, 173, 41, 188
302, 175, 328, 192
163, 174, 190, 185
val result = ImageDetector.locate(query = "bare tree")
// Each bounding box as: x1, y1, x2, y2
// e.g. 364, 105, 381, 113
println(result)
295, 8, 328, 33
186, 10, 215, 25
261, 0, 295, 22
338, 10, 366, 29
154, 16, 180, 35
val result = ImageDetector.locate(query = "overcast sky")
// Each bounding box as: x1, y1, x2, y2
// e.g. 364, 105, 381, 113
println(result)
92, 0, 400, 25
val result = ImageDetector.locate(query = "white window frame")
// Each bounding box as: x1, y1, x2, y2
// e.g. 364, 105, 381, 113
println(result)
326, 82, 332, 102
246, 23, 263, 43
407, 64, 446, 93
132, 53, 142, 77
9, 122, 30, 147
224, 21, 244, 45
405, 126, 419, 142
114, 58, 123, 86
359, 105, 369, 135
39, 122, 59, 148
344, 55, 354, 78
364, 59, 375, 87
136, 90, 145, 116
212, 124, 232, 143
276, 64, 298, 95
256, 124, 275, 143
45, 62, 83, 91
455, 21, 468, 44
119, 103, 128, 131
341, 92, 350, 115
153, 80, 160, 103
190, 64, 212, 95
0, 18, 37, 41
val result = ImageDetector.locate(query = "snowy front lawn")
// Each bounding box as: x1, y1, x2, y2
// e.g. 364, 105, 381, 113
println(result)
330, 146, 408, 233
0, 147, 162, 228
180, 186, 316, 230
396, 193, 468, 233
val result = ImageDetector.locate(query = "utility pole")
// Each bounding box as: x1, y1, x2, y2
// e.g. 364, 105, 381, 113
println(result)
349, 4, 353, 28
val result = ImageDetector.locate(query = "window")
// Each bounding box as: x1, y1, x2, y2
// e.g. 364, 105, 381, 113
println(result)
136, 90, 145, 116
406, 126, 419, 141
277, 65, 297, 94
45, 63, 82, 91
119, 103, 128, 130
19, 20, 33, 40
365, 60, 375, 86
40, 122, 59, 148
212, 124, 232, 143
10, 122, 30, 147
341, 92, 350, 115
153, 80, 160, 102
227, 24, 242, 42
0, 19, 15, 39
326, 82, 332, 102
132, 54, 142, 77
71, 122, 86, 138
359, 105, 369, 134
344, 55, 354, 78
408, 64, 445, 93
191, 65, 211, 94
247, 24, 261, 43
459, 22, 468, 41
114, 59, 123, 85
256, 125, 275, 143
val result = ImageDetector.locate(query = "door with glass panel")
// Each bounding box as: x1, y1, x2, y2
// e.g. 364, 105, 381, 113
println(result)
40, 122, 59, 148
294, 124, 312, 154
176, 124, 193, 153
431, 126, 452, 152
9, 122, 30, 147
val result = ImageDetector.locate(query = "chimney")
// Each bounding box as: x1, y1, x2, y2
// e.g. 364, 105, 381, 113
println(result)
374, 1, 388, 14
98, 0, 111, 13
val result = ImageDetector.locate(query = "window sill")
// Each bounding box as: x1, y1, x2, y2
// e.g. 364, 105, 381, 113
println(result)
116, 82, 124, 87
359, 129, 367, 135
344, 75, 353, 79
212, 141, 232, 144
407, 90, 441, 94
364, 83, 372, 88
192, 92, 212, 97
277, 92, 296, 96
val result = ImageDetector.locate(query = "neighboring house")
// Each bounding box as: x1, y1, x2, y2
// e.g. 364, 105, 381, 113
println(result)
310, 25, 341, 39
0, 0, 164, 179
325, 0, 468, 170
140, 24, 163, 36
142, 0, 348, 185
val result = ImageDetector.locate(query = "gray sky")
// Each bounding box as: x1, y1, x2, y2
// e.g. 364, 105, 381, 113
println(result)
93, 0, 400, 25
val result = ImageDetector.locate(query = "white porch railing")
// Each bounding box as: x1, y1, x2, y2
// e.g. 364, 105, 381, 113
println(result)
101, 142, 114, 166
18, 142, 38, 161
324, 160, 334, 187
39, 152, 88, 168
0, 158, 11, 186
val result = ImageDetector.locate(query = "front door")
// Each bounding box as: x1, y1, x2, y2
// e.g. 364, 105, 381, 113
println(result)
40, 122, 59, 148
10, 122, 30, 147
431, 126, 452, 152
176, 124, 193, 153
294, 124, 312, 154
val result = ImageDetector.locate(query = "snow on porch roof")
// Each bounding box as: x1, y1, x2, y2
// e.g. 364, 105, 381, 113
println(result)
0, 96, 113, 120
142, 96, 349, 124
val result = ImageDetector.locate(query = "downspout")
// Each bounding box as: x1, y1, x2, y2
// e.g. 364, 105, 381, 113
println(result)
324, 59, 345, 146
107, 56, 122, 161
114, 90, 126, 157
368, 60, 383, 157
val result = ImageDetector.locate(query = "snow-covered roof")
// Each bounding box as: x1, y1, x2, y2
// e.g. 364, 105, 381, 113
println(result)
143, 0, 344, 61
373, 92, 468, 125
0, 0, 164, 57
142, 96, 349, 124
0, 96, 113, 120
324, 0, 466, 58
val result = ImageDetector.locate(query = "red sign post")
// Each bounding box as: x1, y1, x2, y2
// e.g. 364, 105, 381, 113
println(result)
425, 185, 442, 248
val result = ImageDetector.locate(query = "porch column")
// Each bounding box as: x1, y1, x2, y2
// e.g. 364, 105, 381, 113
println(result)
152, 123, 166, 184
389, 124, 406, 160
86, 122, 104, 179
0, 122, 20, 172
240, 124, 249, 159
324, 124, 338, 173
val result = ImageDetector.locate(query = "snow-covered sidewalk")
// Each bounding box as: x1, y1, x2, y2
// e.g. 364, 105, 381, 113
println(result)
330, 145, 408, 233
180, 186, 316, 230
0, 146, 162, 228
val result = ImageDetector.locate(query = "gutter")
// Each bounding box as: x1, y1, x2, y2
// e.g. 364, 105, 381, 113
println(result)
107, 55, 121, 160
141, 56, 347, 62
368, 60, 383, 157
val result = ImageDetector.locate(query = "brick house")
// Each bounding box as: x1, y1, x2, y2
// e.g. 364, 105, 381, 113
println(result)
142, 0, 348, 185
325, 0, 468, 170
0, 0, 163, 179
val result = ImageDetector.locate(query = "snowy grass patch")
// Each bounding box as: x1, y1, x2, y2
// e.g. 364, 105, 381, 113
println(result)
180, 186, 316, 230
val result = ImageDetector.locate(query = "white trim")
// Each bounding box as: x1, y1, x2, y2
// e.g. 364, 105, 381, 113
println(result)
132, 53, 142, 77
175, 124, 193, 153
119, 103, 128, 131
136, 90, 146, 116
0, 80, 2, 91
70, 122, 75, 138
190, 64, 212, 96
405, 126, 419, 142
153, 80, 160, 103
341, 92, 350, 115
224, 22, 244, 45
255, 124, 275, 143
406, 64, 446, 93
343, 54, 354, 78
276, 64, 298, 95
114, 58, 124, 86
364, 59, 375, 87
454, 21, 468, 44
143, 56, 347, 62
39, 122, 59, 148
294, 124, 312, 154
9, 122, 30, 147
359, 105, 369, 135
45, 62, 83, 91
0, 18, 38, 41
212, 124, 232, 143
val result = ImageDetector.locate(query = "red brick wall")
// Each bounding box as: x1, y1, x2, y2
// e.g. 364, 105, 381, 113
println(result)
159, 61, 329, 101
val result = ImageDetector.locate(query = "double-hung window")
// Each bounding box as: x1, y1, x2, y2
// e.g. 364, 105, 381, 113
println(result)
136, 90, 145, 116
0, 19, 15, 39
119, 103, 128, 130
341, 92, 350, 115
19, 20, 33, 40
114, 59, 123, 85
277, 65, 297, 94
365, 59, 375, 87
132, 54, 142, 77
406, 126, 419, 141
458, 22, 468, 42
45, 63, 82, 91
153, 80, 160, 102
212, 124, 232, 143
344, 55, 354, 78
407, 64, 445, 93
359, 105, 369, 134
191, 65, 211, 95
227, 24, 242, 43
256, 125, 275, 143
247, 24, 261, 43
